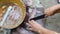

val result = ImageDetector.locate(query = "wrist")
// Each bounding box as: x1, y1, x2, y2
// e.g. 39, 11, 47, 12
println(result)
37, 27, 45, 34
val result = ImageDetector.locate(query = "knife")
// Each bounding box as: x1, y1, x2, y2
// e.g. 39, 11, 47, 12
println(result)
30, 14, 45, 20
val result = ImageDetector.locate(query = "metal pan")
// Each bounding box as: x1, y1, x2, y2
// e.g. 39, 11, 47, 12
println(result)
0, 0, 26, 29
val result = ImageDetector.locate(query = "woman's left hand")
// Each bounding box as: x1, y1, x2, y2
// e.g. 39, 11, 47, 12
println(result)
27, 20, 44, 33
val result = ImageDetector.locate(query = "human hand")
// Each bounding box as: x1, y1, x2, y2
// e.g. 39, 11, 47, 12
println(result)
27, 20, 44, 33
44, 4, 60, 16
27, 20, 58, 34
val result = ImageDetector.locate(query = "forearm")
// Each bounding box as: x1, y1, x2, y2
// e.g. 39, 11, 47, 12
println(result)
38, 27, 58, 34
40, 5, 60, 34
28, 20, 59, 34
41, 28, 58, 34
44, 4, 60, 16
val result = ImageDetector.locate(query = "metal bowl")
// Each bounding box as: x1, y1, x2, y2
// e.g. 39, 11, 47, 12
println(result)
0, 0, 26, 29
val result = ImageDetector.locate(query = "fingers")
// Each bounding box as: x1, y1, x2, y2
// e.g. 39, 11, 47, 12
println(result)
26, 23, 32, 27
26, 21, 34, 31
28, 20, 43, 28
28, 20, 37, 25
28, 20, 33, 25
28, 28, 33, 31
29, 20, 40, 26
28, 20, 39, 27
31, 20, 38, 24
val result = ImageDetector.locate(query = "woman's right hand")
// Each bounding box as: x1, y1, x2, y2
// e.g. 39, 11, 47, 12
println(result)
44, 4, 60, 16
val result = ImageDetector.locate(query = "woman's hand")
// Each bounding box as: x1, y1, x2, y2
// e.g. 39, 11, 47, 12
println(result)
28, 20, 58, 34
28, 20, 44, 33
44, 4, 60, 16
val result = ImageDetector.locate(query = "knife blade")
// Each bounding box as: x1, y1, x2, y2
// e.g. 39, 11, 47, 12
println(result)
30, 14, 45, 20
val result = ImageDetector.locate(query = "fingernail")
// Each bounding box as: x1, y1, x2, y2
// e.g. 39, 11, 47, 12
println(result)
31, 20, 33, 21
29, 21, 31, 22
31, 20, 34, 22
